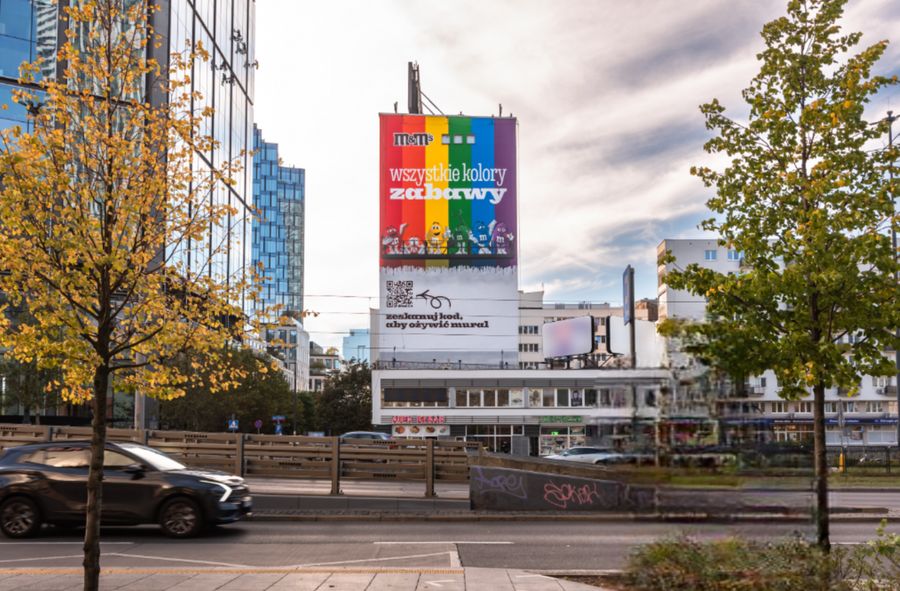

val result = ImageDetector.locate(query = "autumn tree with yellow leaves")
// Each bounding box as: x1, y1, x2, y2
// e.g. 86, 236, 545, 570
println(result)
0, 1, 261, 588
663, 0, 899, 552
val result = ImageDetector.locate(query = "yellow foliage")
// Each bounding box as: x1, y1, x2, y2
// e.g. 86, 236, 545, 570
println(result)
0, 0, 271, 406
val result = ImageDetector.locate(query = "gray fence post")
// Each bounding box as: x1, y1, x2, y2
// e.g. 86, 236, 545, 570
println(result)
330, 437, 341, 495
235, 434, 245, 477
45, 426, 54, 442
425, 439, 435, 498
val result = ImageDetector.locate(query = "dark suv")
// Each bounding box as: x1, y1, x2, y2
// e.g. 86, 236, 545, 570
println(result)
0, 441, 251, 538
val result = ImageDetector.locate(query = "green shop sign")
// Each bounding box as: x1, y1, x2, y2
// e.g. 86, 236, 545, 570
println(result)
539, 416, 583, 424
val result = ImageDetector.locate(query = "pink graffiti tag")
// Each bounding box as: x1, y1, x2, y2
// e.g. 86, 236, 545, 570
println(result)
543, 481, 602, 509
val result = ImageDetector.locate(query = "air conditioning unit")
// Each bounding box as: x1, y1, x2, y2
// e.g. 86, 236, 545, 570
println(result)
876, 387, 885, 396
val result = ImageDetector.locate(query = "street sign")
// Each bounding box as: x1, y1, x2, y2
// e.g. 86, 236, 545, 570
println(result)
253, 419, 263, 430
227, 419, 239, 431
272, 415, 285, 422
274, 423, 283, 435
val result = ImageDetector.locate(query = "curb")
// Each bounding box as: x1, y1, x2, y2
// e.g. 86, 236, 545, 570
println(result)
246, 511, 896, 523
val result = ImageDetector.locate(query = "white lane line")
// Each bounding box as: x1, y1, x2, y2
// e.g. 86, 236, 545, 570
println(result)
374, 541, 512, 545
294, 551, 452, 568
104, 553, 253, 568
0, 554, 84, 564
447, 549, 461, 568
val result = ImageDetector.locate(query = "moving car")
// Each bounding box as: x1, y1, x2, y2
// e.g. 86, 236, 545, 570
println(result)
545, 446, 625, 465
339, 431, 391, 441
0, 441, 251, 538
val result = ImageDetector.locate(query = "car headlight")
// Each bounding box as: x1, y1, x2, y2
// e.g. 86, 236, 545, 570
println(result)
200, 480, 233, 503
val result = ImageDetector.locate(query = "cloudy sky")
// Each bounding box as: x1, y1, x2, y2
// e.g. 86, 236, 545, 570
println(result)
253, 0, 900, 350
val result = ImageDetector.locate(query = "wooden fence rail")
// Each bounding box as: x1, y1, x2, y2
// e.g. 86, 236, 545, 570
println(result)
0, 423, 479, 497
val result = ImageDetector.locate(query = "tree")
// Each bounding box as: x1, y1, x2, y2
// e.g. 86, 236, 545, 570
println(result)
317, 362, 373, 435
159, 349, 293, 434
0, 355, 60, 424
0, 2, 258, 588
663, 0, 899, 551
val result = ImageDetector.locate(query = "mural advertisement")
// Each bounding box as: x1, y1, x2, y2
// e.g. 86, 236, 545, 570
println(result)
377, 114, 518, 364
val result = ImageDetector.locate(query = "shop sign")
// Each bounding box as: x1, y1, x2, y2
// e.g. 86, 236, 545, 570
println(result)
393, 424, 449, 437
391, 415, 447, 425
539, 416, 583, 424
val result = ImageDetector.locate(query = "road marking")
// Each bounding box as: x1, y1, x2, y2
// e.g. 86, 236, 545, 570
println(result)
104, 553, 253, 568
448, 549, 461, 568
0, 542, 134, 545
0, 554, 84, 564
374, 541, 512, 545
295, 551, 452, 568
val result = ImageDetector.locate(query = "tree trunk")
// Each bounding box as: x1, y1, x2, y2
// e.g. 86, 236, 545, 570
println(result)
83, 365, 110, 591
812, 381, 830, 551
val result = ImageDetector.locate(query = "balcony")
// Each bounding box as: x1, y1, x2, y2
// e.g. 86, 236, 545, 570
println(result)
876, 386, 898, 397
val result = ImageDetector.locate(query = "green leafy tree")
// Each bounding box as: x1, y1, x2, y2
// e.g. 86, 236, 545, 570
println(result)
0, 355, 60, 424
664, 0, 899, 550
316, 362, 372, 435
159, 348, 293, 433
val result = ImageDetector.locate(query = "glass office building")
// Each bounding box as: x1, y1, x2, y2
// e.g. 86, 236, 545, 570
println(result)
252, 125, 305, 316
0, 0, 56, 130
0, 0, 256, 306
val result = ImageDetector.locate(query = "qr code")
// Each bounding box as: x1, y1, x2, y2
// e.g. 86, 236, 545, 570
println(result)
386, 280, 413, 308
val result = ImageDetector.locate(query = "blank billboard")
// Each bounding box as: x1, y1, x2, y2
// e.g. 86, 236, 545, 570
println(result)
542, 316, 595, 359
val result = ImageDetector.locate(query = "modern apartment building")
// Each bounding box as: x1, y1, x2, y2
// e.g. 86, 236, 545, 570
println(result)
658, 238, 898, 447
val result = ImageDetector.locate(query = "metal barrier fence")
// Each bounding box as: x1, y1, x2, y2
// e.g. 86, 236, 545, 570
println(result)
0, 423, 479, 497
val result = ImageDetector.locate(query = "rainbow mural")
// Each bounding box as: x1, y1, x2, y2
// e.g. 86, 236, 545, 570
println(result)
379, 114, 517, 269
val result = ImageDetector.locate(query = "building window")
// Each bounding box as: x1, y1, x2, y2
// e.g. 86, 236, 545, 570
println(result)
704, 249, 717, 261
727, 249, 743, 261
542, 388, 555, 407
866, 402, 884, 413
771, 401, 787, 413
798, 402, 812, 413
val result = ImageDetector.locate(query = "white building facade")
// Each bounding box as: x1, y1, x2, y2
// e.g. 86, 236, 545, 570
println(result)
658, 238, 898, 447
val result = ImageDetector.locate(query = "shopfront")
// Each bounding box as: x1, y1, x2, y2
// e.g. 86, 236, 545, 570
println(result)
538, 416, 585, 455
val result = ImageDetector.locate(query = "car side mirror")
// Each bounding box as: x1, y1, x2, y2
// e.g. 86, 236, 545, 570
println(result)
122, 463, 146, 478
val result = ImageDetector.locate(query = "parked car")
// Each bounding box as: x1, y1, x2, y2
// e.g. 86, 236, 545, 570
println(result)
339, 431, 391, 441
545, 446, 625, 465
0, 441, 251, 539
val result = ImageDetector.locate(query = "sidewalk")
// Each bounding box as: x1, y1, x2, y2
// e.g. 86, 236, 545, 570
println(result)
0, 567, 610, 590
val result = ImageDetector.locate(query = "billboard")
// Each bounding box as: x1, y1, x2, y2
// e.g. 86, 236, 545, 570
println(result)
377, 114, 518, 364
542, 316, 595, 359
380, 115, 517, 267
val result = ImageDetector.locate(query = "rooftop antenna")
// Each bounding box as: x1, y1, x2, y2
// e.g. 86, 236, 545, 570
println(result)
499, 103, 503, 117
407, 61, 444, 115
407, 62, 422, 114
393, 101, 398, 114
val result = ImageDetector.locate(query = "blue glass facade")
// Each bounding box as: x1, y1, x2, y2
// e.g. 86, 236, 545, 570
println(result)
252, 125, 305, 315
0, 0, 56, 131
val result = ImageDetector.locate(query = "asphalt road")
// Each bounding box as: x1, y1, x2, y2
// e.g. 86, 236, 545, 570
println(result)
1, 520, 896, 571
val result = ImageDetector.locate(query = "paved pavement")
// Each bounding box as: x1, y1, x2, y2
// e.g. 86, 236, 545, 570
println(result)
0, 567, 607, 590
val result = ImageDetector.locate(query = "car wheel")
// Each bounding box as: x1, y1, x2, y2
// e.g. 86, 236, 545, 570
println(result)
159, 497, 204, 538
0, 496, 42, 538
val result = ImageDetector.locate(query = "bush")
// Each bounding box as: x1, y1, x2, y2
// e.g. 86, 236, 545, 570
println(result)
626, 525, 900, 591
